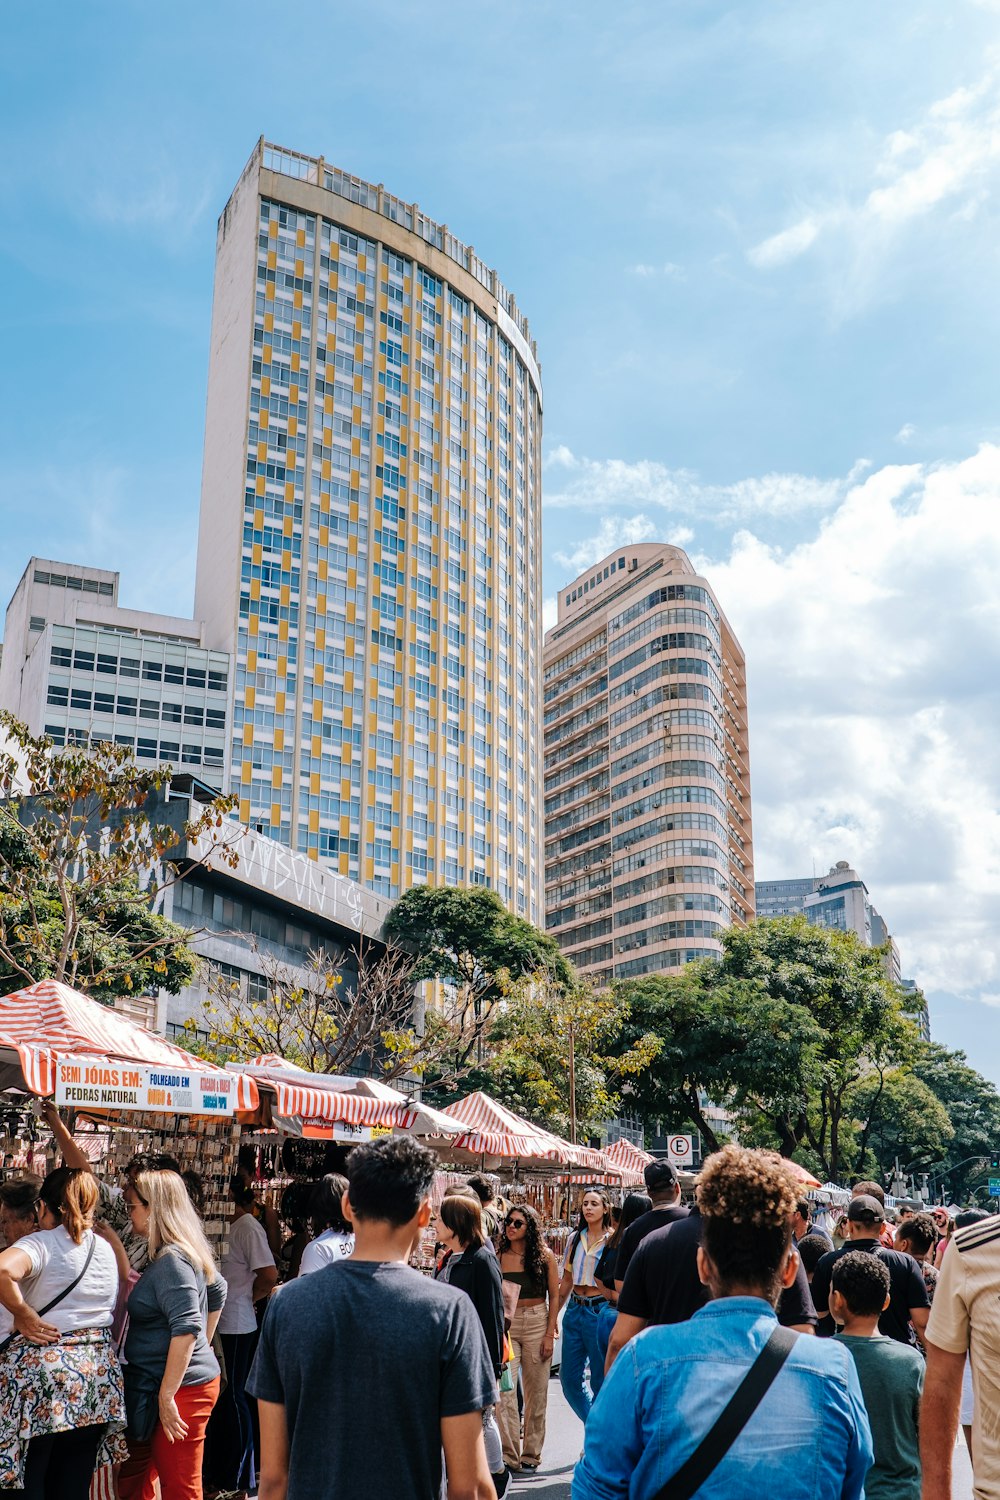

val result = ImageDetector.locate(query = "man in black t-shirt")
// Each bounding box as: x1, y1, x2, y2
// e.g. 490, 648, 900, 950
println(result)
810, 1194, 929, 1345
604, 1204, 817, 1373
613, 1158, 689, 1291
249, 1136, 497, 1500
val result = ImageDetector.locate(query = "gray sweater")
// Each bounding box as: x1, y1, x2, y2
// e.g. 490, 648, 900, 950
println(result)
124, 1246, 227, 1389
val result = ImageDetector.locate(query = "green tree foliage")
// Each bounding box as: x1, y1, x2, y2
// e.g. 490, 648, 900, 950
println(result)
0, 713, 238, 1002
848, 1068, 955, 1182
384, 885, 574, 1066
613, 962, 823, 1155
481, 970, 660, 1141
910, 1043, 1000, 1201
611, 917, 921, 1182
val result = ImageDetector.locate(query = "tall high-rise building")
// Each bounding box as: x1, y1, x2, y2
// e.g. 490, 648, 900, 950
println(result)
196, 140, 544, 917
543, 544, 754, 982
0, 559, 230, 779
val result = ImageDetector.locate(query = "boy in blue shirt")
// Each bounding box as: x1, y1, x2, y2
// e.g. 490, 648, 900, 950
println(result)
831, 1251, 924, 1500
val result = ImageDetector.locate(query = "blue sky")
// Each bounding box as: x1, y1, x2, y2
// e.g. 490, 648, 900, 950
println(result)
3, 2, 1000, 1077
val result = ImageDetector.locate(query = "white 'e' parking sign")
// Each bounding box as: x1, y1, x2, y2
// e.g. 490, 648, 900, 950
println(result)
667, 1134, 694, 1165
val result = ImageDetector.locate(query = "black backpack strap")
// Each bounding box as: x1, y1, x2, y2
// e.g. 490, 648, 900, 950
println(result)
651, 1324, 798, 1500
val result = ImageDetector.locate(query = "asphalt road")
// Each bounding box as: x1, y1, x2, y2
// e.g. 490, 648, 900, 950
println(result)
508, 1372, 976, 1499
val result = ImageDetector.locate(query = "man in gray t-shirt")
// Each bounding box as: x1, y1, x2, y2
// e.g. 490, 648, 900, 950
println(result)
249, 1137, 496, 1500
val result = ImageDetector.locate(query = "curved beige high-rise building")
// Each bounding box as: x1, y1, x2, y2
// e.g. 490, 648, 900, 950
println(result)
543, 544, 753, 980
196, 141, 544, 920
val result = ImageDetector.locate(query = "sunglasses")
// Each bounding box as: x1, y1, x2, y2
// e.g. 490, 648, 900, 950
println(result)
506, 1218, 527, 1228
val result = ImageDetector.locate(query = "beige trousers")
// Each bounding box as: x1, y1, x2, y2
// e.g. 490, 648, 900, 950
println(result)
497, 1301, 552, 1468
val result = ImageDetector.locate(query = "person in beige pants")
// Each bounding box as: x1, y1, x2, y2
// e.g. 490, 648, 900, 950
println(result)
496, 1206, 560, 1472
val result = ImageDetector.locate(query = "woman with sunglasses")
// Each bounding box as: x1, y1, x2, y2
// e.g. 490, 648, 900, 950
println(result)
496, 1205, 559, 1473
117, 1170, 227, 1500
931, 1207, 953, 1269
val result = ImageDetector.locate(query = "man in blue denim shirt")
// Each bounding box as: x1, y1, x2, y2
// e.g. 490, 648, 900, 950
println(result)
574, 1146, 872, 1500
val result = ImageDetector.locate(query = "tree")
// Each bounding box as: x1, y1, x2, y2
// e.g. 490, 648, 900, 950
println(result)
184, 934, 477, 1087
720, 918, 917, 1181
611, 963, 823, 1155
481, 969, 660, 1141
0, 712, 239, 1001
911, 1043, 1000, 1201
848, 1068, 955, 1183
384, 885, 574, 1067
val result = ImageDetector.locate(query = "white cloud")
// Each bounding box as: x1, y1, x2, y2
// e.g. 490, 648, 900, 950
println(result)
700, 443, 1000, 1008
747, 67, 1000, 274
896, 423, 917, 444
544, 447, 848, 522
627, 262, 685, 279
553, 514, 664, 573
747, 216, 824, 269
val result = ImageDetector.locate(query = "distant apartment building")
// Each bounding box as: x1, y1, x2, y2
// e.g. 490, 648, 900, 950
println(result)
543, 543, 754, 983
755, 876, 814, 920
755, 862, 924, 1021
194, 140, 544, 917
0, 559, 230, 783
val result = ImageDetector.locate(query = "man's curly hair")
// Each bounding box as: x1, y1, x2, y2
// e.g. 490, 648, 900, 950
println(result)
697, 1144, 798, 1301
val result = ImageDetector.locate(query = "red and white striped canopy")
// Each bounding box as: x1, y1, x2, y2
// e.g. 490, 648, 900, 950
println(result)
0, 979, 258, 1112
604, 1137, 655, 1187
234, 1056, 460, 1137
439, 1092, 623, 1177
440, 1091, 572, 1163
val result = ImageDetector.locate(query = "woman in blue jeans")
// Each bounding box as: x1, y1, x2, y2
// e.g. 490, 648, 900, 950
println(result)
557, 1186, 614, 1422
595, 1192, 652, 1367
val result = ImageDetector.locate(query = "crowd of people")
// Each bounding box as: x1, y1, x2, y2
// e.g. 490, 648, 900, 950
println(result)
0, 1111, 996, 1500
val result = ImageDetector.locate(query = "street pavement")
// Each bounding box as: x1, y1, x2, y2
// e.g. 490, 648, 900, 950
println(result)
507, 1375, 578, 1498
507, 1371, 976, 1499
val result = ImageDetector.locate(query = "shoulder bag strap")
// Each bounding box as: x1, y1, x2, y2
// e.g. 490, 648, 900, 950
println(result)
36, 1231, 98, 1318
651, 1325, 798, 1500
0, 1233, 98, 1357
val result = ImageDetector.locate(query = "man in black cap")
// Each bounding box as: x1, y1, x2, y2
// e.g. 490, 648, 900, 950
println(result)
811, 1194, 930, 1345
613, 1159, 688, 1294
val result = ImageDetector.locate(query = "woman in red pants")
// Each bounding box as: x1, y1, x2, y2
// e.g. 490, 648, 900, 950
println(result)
117, 1171, 226, 1500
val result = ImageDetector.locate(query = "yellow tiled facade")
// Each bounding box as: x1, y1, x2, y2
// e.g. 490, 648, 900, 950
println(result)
196, 143, 544, 918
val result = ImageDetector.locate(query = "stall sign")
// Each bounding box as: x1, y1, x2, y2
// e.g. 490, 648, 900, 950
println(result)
293, 1117, 374, 1141
54, 1059, 236, 1115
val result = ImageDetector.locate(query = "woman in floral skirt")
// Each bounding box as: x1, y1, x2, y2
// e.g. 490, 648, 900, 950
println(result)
0, 1166, 126, 1499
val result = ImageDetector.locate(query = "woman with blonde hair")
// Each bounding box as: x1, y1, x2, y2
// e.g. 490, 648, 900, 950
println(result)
116, 1169, 227, 1500
0, 1166, 125, 1498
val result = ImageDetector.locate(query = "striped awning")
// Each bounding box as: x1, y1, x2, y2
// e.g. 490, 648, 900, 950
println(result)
603, 1137, 654, 1187
234, 1056, 461, 1139
442, 1092, 599, 1166
0, 979, 258, 1112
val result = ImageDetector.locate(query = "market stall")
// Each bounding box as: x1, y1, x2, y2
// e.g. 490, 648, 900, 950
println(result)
433, 1091, 626, 1262
224, 1055, 469, 1250
0, 978, 259, 1248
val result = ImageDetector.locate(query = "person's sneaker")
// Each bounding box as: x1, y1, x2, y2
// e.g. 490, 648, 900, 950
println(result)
492, 1468, 512, 1498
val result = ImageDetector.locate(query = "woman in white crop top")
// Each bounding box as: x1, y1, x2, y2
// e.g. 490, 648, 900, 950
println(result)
0, 1167, 126, 1498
